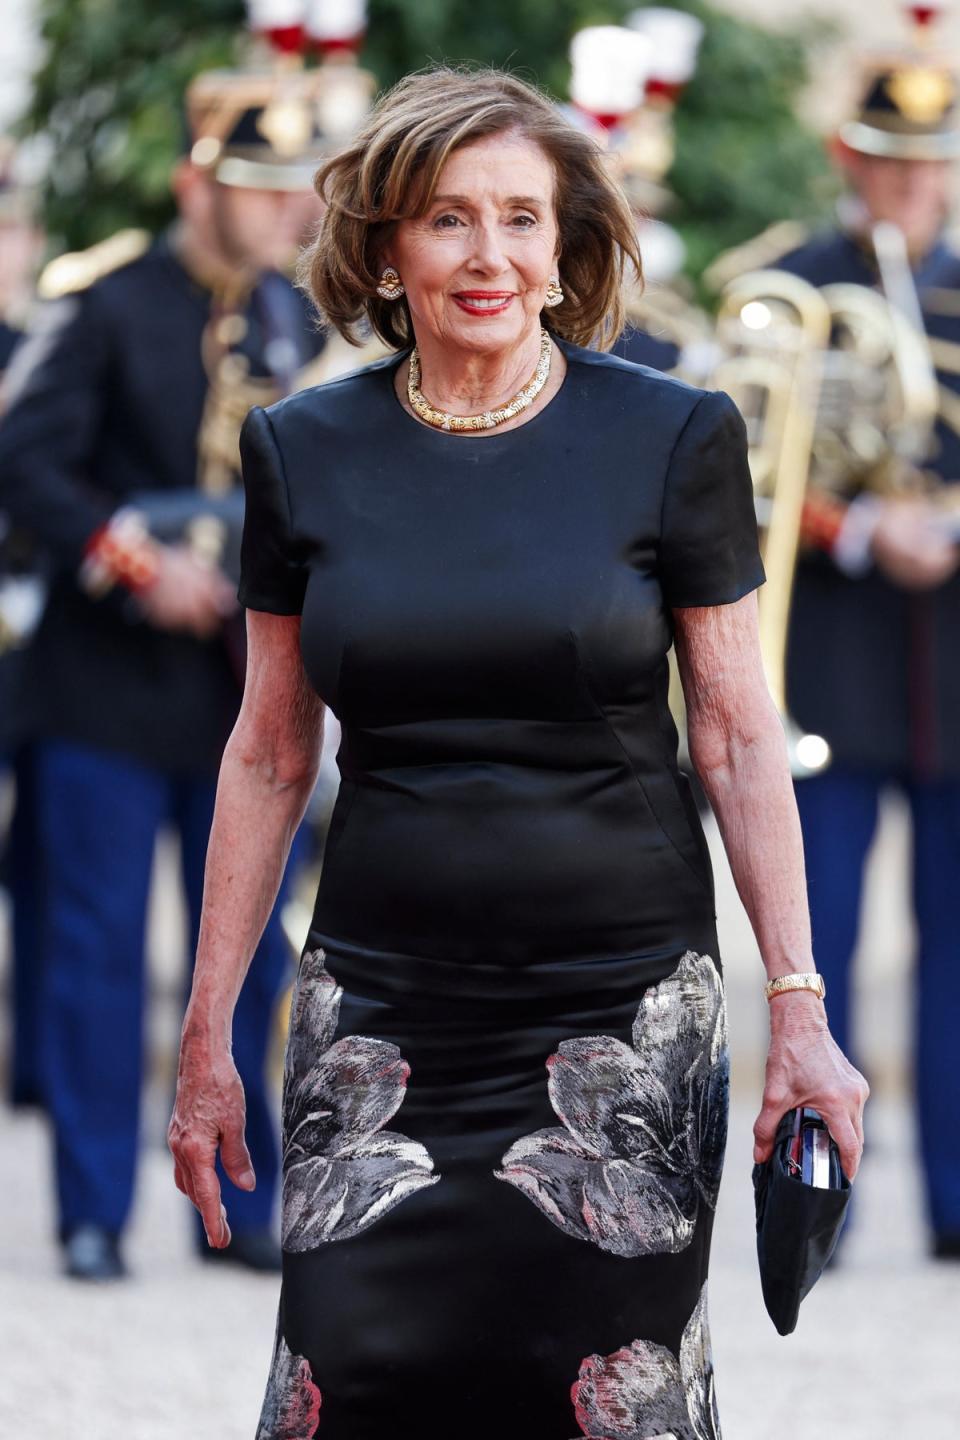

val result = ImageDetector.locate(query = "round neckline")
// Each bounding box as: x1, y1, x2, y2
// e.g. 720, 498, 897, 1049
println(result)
383, 334, 575, 445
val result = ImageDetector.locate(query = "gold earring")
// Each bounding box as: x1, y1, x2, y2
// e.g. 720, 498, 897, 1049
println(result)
376, 265, 405, 301
543, 276, 564, 308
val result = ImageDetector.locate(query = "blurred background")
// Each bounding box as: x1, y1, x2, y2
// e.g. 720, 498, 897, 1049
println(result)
2, 1, 959, 1436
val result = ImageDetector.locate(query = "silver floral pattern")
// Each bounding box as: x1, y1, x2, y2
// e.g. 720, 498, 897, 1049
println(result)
281, 947, 440, 1252
256, 1329, 322, 1439
569, 1281, 720, 1440
494, 950, 728, 1256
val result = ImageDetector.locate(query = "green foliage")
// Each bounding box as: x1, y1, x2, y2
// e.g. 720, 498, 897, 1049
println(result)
18, 0, 840, 279
21, 0, 245, 250
658, 2, 841, 285
363, 0, 620, 100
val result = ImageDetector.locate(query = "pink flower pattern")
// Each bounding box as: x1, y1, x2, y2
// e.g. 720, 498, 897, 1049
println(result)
494, 951, 728, 1257
256, 1329, 322, 1439
281, 947, 440, 1251
569, 1281, 720, 1440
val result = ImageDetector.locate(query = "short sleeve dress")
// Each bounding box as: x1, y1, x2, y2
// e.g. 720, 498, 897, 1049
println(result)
238, 336, 764, 1440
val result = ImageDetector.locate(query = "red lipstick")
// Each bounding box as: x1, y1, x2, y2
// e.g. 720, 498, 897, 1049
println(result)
452, 291, 515, 316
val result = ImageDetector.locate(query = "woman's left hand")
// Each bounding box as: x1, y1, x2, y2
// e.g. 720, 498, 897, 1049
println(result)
167, 1018, 256, 1247
752, 997, 870, 1182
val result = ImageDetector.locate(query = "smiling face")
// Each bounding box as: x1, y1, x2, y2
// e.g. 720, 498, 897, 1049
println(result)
382, 129, 561, 357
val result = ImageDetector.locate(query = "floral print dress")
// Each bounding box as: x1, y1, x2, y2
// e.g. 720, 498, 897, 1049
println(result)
258, 947, 728, 1440
237, 340, 765, 1439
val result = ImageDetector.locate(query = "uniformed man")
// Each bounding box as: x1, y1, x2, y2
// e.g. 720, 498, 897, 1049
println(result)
0, 62, 337, 1280
0, 145, 47, 1111
711, 35, 960, 1258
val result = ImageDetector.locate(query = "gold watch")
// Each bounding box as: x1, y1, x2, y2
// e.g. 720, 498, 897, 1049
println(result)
764, 972, 827, 1002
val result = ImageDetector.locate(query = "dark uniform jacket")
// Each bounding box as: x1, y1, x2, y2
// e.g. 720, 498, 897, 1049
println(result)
612, 325, 680, 373
772, 228, 960, 780
0, 321, 19, 373
1, 317, 44, 752
0, 231, 323, 775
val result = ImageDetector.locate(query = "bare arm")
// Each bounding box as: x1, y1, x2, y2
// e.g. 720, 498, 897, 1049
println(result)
168, 608, 324, 1245
673, 592, 869, 1179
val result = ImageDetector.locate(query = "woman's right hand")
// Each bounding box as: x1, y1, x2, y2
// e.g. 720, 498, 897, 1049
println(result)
136, 544, 239, 638
167, 1018, 256, 1248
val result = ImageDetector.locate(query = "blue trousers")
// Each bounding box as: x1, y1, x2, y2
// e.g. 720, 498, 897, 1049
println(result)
35, 738, 298, 1240
794, 766, 960, 1234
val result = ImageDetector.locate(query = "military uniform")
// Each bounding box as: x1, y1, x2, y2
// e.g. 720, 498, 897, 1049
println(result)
0, 64, 333, 1261
773, 226, 960, 780
612, 323, 679, 372
0, 160, 49, 1110
0, 319, 19, 372
2, 320, 48, 1112
713, 43, 960, 1245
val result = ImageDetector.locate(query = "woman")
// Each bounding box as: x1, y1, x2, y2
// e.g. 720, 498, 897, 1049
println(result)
169, 66, 868, 1439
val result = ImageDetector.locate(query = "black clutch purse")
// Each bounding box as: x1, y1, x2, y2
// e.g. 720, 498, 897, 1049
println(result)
751, 1106, 853, 1336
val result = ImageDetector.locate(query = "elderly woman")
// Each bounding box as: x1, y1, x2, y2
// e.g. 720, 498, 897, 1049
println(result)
169, 66, 868, 1440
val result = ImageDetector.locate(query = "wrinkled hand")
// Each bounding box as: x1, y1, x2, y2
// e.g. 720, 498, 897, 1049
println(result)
167, 1022, 255, 1248
136, 544, 238, 639
753, 997, 870, 1182
870, 498, 959, 591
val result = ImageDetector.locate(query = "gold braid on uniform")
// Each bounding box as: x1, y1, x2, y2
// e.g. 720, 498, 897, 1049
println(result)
36, 230, 151, 300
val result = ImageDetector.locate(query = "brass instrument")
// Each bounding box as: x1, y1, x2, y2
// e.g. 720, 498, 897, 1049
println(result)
685, 268, 834, 776
671, 221, 942, 777
805, 224, 939, 502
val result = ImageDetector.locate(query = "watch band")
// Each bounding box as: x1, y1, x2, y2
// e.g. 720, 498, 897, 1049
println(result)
764, 972, 827, 1002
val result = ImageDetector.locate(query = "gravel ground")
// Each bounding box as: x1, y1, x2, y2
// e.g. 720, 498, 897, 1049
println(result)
1, 1086, 957, 1440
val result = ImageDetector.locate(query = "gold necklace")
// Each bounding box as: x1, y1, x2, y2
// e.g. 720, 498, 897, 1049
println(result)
407, 327, 553, 432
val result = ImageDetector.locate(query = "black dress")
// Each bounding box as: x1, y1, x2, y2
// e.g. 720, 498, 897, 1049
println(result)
237, 336, 765, 1440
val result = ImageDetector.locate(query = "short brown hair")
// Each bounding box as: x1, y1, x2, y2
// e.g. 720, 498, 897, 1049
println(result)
300, 64, 642, 351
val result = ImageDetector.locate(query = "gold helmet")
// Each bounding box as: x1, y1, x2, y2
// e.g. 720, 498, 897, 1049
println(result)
839, 4, 960, 160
